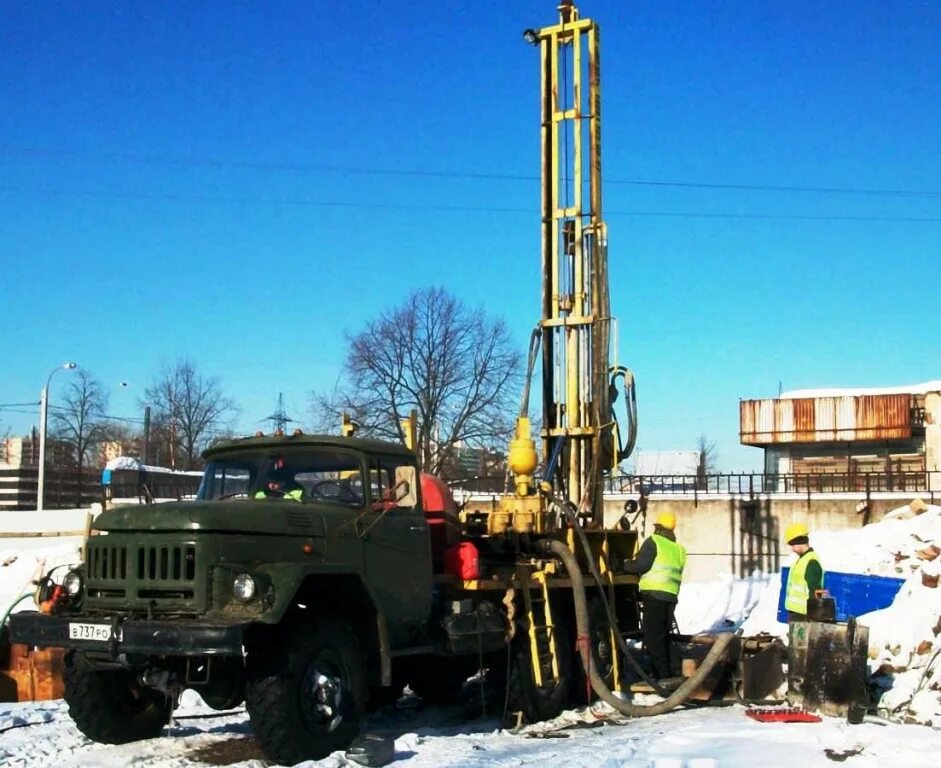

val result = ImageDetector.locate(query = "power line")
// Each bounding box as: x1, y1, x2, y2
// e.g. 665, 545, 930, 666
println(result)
2, 184, 941, 223
2, 143, 940, 199
0, 184, 532, 215
612, 179, 941, 198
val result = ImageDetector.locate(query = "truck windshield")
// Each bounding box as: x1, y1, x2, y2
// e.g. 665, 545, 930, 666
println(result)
198, 450, 365, 507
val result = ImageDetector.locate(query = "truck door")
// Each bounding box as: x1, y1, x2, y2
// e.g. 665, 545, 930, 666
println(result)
362, 456, 433, 648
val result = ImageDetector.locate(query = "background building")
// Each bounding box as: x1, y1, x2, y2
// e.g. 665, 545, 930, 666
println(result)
740, 381, 941, 491
632, 450, 702, 491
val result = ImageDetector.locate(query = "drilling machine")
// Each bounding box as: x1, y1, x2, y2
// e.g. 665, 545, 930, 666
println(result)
459, 1, 737, 721
457, 0, 644, 714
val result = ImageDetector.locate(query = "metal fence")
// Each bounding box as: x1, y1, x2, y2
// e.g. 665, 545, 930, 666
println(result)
449, 470, 941, 496
0, 467, 202, 510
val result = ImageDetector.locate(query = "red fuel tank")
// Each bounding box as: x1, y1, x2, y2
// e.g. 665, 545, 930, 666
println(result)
443, 541, 480, 581
420, 474, 461, 568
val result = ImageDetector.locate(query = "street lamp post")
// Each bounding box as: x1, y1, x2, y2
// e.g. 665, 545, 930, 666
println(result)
37, 361, 78, 511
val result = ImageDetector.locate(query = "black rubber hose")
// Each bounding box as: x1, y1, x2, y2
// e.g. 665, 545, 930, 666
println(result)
541, 489, 667, 695
538, 538, 735, 717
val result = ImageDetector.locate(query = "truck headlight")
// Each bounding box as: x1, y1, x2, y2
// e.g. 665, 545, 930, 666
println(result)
233, 573, 257, 602
63, 571, 83, 597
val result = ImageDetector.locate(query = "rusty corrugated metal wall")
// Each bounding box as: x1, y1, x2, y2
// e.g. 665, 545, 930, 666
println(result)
740, 393, 912, 445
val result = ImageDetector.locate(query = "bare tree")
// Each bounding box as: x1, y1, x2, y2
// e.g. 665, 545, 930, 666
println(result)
50, 371, 109, 504
696, 433, 719, 490
313, 287, 523, 477
144, 359, 238, 470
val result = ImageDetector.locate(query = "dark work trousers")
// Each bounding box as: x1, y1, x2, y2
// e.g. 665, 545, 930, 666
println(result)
641, 594, 676, 680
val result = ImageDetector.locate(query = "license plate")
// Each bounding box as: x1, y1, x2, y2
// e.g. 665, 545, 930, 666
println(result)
68, 623, 112, 642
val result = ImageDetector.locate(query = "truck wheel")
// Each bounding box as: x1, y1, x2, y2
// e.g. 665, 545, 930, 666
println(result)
507, 614, 572, 723
63, 651, 172, 744
245, 620, 366, 764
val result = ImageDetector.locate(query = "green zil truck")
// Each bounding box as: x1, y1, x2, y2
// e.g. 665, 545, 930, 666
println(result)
11, 433, 634, 763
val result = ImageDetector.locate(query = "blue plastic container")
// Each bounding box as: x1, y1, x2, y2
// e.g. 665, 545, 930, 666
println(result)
776, 568, 905, 623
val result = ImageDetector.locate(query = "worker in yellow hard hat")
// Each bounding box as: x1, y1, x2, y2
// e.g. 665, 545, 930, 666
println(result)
783, 521, 824, 622
622, 510, 687, 680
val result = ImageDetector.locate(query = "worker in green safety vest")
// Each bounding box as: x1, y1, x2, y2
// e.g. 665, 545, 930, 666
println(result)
623, 510, 687, 680
783, 521, 824, 622
254, 478, 304, 502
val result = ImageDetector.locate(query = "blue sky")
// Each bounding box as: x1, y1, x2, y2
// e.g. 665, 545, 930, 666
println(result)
1, 1, 939, 471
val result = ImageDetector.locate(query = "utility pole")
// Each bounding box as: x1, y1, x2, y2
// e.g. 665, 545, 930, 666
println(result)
37, 361, 77, 511
143, 405, 151, 466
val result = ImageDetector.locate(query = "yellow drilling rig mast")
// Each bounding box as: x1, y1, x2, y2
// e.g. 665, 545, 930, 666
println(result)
499, 0, 636, 536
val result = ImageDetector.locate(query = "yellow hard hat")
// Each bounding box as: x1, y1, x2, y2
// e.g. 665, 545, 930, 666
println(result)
656, 511, 676, 531
785, 521, 808, 544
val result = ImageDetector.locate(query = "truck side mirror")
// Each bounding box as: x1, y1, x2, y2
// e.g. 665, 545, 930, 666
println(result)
394, 466, 418, 508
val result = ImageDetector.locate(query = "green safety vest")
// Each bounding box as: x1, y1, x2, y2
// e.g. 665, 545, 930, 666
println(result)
638, 534, 687, 596
785, 550, 823, 615
254, 488, 303, 502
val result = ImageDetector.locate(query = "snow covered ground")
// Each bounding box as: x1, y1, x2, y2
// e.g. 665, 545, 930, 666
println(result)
3, 691, 940, 768
1, 501, 939, 767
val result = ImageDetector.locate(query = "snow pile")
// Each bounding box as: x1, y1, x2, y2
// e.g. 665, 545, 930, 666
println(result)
809, 499, 941, 578
675, 572, 777, 634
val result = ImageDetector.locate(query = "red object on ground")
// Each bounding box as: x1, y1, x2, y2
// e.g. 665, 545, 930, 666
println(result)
443, 541, 480, 580
745, 708, 822, 723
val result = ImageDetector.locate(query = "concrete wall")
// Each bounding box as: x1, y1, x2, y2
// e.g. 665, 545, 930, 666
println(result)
600, 492, 933, 582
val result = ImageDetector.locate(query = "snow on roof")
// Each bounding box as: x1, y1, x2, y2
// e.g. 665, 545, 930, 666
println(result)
104, 456, 141, 471
778, 380, 941, 399
104, 455, 203, 476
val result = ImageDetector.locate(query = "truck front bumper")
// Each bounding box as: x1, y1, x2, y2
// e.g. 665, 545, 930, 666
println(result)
9, 611, 246, 657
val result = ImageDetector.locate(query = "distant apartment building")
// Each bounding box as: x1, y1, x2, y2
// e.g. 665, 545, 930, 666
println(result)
1, 435, 38, 469
1, 434, 82, 469
98, 440, 140, 465
740, 381, 941, 491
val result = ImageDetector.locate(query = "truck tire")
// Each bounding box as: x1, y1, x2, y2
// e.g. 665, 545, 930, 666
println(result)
63, 650, 172, 744
245, 619, 366, 764
507, 613, 572, 723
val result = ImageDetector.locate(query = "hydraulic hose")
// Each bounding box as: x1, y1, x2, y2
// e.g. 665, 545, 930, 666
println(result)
542, 488, 666, 694
609, 366, 637, 462
518, 327, 542, 418
537, 538, 735, 717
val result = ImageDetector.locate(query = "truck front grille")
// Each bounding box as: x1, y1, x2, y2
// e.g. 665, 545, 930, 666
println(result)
88, 544, 128, 581
88, 544, 197, 582
136, 545, 197, 582
85, 539, 202, 613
